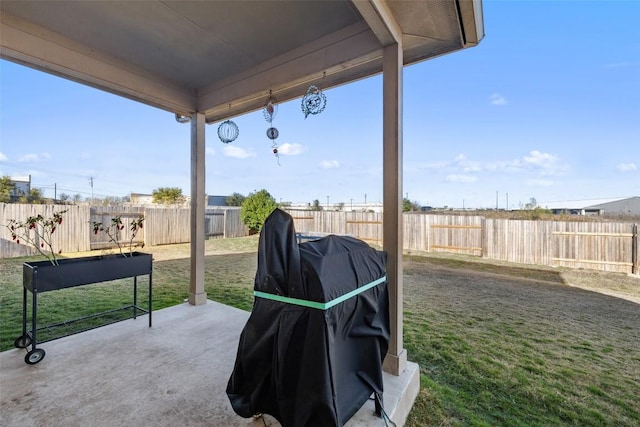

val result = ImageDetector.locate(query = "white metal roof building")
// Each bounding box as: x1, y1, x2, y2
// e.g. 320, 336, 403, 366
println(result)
541, 197, 640, 216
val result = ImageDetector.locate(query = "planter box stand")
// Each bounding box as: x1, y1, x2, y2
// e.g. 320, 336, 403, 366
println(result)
14, 252, 153, 364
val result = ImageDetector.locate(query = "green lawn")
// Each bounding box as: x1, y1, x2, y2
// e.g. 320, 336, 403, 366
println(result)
1, 240, 638, 426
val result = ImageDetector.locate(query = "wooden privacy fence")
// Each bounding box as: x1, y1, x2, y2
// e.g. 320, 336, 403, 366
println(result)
1, 204, 248, 257
1, 204, 92, 257
3, 204, 637, 274
285, 210, 639, 274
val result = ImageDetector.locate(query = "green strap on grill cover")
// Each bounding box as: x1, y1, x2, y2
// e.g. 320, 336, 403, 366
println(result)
254, 275, 387, 310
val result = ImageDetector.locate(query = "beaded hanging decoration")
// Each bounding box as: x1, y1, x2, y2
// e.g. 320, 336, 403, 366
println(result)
263, 91, 280, 164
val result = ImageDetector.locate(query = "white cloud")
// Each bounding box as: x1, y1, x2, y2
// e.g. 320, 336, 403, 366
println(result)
446, 174, 478, 183
522, 150, 568, 176
320, 160, 340, 169
489, 93, 508, 106
603, 62, 632, 69
19, 153, 50, 162
278, 143, 305, 156
617, 162, 637, 172
483, 159, 523, 173
0, 152, 7, 161
420, 160, 450, 170
523, 150, 556, 166
526, 179, 554, 187
205, 147, 216, 157
222, 146, 256, 159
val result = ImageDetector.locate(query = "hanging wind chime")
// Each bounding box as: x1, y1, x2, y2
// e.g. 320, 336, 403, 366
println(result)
217, 104, 239, 144
301, 72, 327, 118
264, 91, 280, 165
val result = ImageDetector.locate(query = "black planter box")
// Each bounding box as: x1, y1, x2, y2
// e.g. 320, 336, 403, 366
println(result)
23, 252, 153, 292
16, 251, 153, 364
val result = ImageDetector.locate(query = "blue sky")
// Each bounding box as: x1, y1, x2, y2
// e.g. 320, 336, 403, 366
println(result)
1, 1, 638, 209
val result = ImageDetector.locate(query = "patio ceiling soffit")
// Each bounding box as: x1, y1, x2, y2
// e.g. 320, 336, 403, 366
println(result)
0, 0, 483, 124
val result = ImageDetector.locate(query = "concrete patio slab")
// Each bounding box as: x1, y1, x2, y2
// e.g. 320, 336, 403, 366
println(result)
1, 301, 418, 427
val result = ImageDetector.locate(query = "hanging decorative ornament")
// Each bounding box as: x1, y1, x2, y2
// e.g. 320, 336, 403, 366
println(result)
217, 119, 239, 144
263, 91, 278, 124
301, 85, 327, 118
266, 127, 279, 140
263, 91, 280, 165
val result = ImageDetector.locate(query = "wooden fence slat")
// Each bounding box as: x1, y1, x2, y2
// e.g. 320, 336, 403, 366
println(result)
553, 231, 632, 237
431, 224, 482, 229
552, 258, 633, 267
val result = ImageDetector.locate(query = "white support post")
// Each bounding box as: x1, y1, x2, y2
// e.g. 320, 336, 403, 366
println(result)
189, 112, 207, 305
382, 42, 407, 376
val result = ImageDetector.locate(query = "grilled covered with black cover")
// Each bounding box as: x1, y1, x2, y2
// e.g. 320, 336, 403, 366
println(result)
227, 209, 389, 427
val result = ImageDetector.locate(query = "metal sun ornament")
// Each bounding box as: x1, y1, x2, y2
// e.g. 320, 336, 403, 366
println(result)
217, 119, 239, 144
263, 91, 280, 165
301, 85, 327, 118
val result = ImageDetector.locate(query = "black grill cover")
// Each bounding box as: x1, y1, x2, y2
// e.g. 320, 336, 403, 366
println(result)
227, 209, 390, 427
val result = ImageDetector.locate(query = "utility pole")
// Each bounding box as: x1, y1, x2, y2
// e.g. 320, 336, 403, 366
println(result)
506, 193, 509, 211
326, 195, 329, 209
54, 183, 57, 201
496, 191, 498, 210
89, 177, 94, 202
364, 193, 367, 204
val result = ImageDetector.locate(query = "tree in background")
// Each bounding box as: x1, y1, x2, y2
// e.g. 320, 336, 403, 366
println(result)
0, 175, 15, 203
18, 188, 45, 204
524, 197, 537, 210
310, 199, 322, 211
152, 187, 185, 205
240, 189, 277, 233
226, 192, 246, 206
403, 198, 421, 212
100, 196, 127, 206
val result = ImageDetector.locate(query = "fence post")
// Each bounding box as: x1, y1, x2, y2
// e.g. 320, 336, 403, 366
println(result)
633, 224, 638, 275
481, 217, 487, 258
223, 209, 227, 239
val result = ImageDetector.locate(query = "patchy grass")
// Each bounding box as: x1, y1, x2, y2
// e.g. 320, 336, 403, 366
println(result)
1, 238, 639, 426
403, 255, 640, 427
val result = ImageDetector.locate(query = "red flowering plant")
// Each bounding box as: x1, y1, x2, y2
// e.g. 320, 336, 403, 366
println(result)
92, 215, 144, 257
6, 210, 68, 265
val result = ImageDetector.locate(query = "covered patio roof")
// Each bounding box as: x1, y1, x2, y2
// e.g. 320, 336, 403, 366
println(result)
1, 0, 483, 122
1, 1, 483, 423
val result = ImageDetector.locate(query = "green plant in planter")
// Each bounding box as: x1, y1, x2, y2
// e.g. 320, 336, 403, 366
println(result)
6, 210, 68, 265
92, 215, 145, 257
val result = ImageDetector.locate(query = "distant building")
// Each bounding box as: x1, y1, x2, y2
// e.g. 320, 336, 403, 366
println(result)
287, 201, 384, 213
207, 195, 228, 206
129, 193, 154, 205
541, 197, 640, 216
9, 175, 31, 201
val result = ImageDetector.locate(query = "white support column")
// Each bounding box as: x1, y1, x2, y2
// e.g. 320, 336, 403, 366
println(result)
189, 112, 207, 305
382, 42, 407, 376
